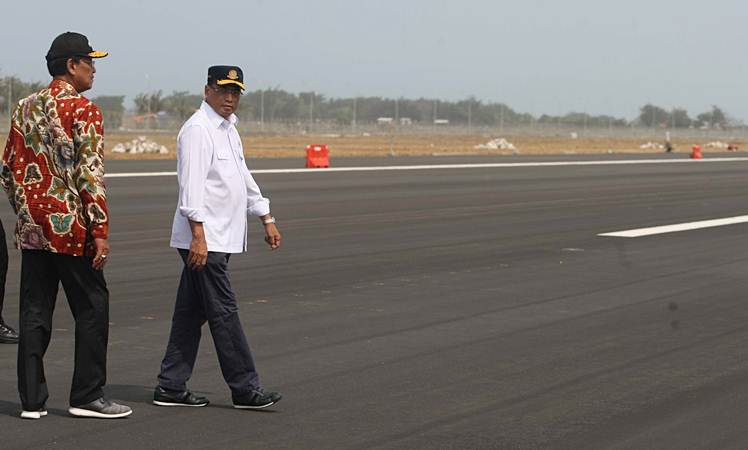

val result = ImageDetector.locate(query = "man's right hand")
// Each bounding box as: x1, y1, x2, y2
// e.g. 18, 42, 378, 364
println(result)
188, 236, 208, 270
187, 220, 208, 270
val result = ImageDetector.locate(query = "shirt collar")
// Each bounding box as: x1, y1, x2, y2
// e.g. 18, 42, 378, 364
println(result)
200, 101, 238, 129
49, 79, 78, 95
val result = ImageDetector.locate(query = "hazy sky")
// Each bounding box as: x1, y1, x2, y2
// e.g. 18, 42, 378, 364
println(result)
2, 0, 747, 120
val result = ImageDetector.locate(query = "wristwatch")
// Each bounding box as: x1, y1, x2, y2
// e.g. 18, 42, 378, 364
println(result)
262, 216, 276, 225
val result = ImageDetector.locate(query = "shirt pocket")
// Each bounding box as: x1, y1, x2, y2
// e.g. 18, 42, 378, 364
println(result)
215, 147, 232, 160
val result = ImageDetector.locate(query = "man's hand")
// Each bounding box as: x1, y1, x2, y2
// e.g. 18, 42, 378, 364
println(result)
188, 236, 208, 270
92, 238, 110, 270
264, 223, 281, 250
188, 220, 208, 270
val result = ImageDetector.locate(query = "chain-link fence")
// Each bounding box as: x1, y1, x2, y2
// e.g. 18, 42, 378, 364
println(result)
4, 114, 748, 143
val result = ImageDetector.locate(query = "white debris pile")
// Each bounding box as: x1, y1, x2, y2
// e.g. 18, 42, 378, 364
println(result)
640, 142, 664, 150
112, 136, 169, 154
474, 138, 518, 151
705, 141, 729, 149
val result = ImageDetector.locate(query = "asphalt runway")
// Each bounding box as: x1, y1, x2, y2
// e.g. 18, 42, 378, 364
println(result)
1, 154, 748, 449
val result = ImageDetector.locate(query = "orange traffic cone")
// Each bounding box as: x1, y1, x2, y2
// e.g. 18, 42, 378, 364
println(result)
690, 145, 702, 159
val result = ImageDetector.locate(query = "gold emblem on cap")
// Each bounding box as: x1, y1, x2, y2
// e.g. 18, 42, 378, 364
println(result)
227, 69, 239, 80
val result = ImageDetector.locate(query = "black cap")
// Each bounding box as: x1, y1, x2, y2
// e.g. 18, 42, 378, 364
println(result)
207, 66, 245, 90
46, 32, 108, 63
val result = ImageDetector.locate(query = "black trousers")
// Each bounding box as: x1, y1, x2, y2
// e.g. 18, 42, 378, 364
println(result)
18, 250, 109, 410
158, 250, 260, 397
0, 218, 8, 321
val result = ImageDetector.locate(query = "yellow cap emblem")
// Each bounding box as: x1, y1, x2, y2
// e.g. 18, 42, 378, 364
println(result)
227, 69, 239, 80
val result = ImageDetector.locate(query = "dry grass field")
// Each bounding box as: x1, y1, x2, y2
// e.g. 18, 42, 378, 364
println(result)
104, 132, 746, 160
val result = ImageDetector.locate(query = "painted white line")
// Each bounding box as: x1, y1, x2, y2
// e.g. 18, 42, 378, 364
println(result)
599, 215, 748, 238
104, 157, 748, 178
106, 172, 176, 178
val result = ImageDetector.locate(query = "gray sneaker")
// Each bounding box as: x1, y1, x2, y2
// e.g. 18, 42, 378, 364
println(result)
68, 398, 132, 419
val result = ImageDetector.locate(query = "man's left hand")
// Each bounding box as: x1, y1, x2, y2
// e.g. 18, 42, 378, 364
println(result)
264, 223, 281, 250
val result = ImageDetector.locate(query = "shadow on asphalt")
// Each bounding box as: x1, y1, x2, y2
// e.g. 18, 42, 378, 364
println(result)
104, 384, 155, 404
0, 399, 19, 417
0, 399, 67, 418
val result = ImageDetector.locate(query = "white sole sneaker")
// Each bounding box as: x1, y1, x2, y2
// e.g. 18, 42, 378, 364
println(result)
232, 401, 275, 410
20, 410, 48, 420
68, 407, 132, 419
153, 400, 208, 407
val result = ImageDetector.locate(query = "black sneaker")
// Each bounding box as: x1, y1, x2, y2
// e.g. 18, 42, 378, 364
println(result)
68, 397, 132, 419
232, 388, 282, 410
0, 321, 19, 344
153, 386, 209, 407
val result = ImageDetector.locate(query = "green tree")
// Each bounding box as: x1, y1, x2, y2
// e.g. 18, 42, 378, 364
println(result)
91, 95, 125, 130
163, 91, 202, 121
695, 105, 728, 128
670, 108, 692, 128
638, 104, 670, 128
134, 90, 165, 114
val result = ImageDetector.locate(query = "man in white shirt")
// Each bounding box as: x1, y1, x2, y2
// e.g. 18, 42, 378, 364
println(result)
155, 66, 282, 410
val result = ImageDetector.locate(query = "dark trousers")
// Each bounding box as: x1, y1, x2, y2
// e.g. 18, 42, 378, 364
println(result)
0, 218, 8, 321
158, 250, 260, 397
18, 250, 109, 410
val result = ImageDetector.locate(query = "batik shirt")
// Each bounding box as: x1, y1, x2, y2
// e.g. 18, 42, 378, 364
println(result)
1, 79, 109, 256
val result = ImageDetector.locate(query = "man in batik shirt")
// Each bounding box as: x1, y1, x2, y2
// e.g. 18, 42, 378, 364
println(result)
1, 32, 131, 420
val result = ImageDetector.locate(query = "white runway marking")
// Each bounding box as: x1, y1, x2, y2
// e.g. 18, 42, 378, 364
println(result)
104, 157, 748, 178
599, 215, 748, 238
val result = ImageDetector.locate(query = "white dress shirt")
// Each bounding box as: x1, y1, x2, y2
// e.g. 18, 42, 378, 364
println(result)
170, 101, 270, 253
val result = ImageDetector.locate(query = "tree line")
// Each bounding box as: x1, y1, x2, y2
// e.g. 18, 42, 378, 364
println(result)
636, 104, 731, 129
0, 76, 739, 130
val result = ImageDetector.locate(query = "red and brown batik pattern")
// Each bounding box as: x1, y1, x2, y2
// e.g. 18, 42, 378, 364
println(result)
1, 79, 109, 257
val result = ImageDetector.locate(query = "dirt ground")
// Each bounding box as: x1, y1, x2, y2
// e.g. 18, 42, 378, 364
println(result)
103, 133, 747, 159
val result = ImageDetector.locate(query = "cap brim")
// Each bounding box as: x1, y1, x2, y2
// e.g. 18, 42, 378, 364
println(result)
88, 50, 108, 58
216, 79, 246, 90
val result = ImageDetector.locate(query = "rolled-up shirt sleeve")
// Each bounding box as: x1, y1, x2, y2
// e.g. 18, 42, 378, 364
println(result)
243, 167, 271, 217
177, 125, 212, 222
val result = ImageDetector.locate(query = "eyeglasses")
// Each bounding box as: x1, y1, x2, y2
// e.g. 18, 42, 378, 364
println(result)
77, 57, 95, 68
209, 85, 243, 97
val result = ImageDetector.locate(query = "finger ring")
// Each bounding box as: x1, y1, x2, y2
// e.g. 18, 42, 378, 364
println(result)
101, 254, 107, 259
